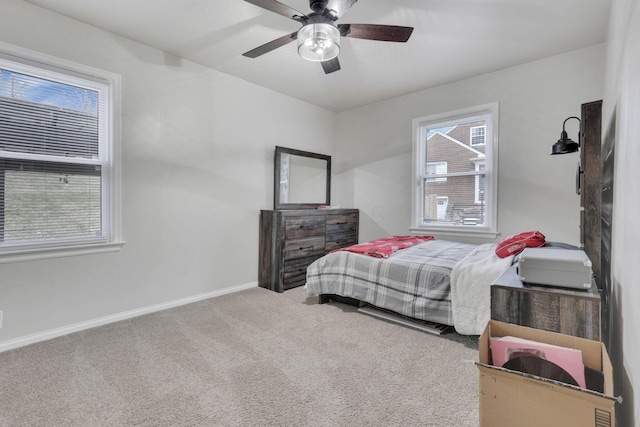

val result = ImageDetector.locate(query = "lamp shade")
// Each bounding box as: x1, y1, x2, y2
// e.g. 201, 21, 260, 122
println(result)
550, 116, 581, 155
550, 131, 580, 155
297, 23, 340, 62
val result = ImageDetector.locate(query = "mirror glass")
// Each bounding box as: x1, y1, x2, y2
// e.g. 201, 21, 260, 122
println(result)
274, 146, 331, 209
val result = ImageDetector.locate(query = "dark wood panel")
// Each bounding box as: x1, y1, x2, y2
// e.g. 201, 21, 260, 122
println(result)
325, 231, 357, 251
259, 209, 359, 292
491, 265, 601, 340
490, 288, 520, 325
560, 297, 601, 340
284, 217, 325, 239
283, 255, 324, 290
581, 100, 602, 287
283, 236, 326, 260
522, 291, 561, 333
326, 213, 358, 233
258, 210, 279, 291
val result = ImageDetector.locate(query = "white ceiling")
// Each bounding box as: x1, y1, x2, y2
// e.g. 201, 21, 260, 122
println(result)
24, 0, 611, 112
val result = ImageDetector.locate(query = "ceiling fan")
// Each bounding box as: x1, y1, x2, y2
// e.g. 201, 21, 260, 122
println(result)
242, 0, 414, 74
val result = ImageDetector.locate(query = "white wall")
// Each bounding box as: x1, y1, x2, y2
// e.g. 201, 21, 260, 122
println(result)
334, 44, 606, 244
603, 0, 640, 424
2, 11, 634, 424
0, 0, 335, 346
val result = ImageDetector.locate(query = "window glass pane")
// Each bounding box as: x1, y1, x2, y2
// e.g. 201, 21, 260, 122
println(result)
1, 160, 101, 242
425, 120, 486, 175
422, 175, 485, 226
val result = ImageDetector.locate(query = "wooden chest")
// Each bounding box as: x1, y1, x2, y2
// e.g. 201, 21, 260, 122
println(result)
490, 265, 601, 340
259, 209, 359, 292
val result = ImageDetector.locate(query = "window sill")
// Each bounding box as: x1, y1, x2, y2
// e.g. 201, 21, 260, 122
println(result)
0, 241, 126, 264
410, 226, 500, 241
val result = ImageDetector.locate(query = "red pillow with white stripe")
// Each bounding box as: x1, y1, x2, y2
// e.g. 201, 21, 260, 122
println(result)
495, 231, 546, 258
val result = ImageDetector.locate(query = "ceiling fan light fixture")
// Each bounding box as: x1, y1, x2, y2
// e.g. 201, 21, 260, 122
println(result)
297, 23, 340, 62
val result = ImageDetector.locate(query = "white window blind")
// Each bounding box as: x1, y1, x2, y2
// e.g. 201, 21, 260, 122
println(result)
0, 56, 112, 251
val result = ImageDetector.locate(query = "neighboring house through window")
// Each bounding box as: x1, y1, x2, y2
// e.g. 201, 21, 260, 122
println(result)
470, 125, 486, 146
411, 103, 499, 237
0, 44, 122, 261
437, 196, 448, 221
426, 161, 447, 182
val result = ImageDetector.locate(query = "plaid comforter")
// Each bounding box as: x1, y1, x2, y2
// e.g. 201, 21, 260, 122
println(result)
306, 239, 477, 326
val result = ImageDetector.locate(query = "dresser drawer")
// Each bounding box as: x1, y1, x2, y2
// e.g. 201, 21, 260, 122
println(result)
283, 236, 325, 260
325, 232, 357, 251
285, 217, 325, 239
326, 213, 358, 234
283, 255, 322, 290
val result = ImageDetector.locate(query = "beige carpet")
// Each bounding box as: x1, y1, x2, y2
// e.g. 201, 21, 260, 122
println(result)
0, 286, 480, 426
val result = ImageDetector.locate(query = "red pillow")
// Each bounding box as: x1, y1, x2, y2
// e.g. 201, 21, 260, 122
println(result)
495, 231, 546, 258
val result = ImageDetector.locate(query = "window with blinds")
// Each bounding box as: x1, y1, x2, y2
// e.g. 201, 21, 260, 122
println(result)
0, 54, 113, 252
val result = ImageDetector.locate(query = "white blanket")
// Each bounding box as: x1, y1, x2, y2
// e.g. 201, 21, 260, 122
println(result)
450, 243, 514, 335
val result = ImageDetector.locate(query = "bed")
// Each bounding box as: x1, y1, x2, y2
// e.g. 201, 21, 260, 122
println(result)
306, 238, 515, 335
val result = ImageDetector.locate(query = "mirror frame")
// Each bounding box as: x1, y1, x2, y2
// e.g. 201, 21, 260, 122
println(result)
274, 146, 331, 210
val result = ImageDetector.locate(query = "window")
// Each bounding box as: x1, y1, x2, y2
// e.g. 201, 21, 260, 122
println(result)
411, 103, 499, 236
470, 125, 486, 146
0, 45, 121, 261
426, 161, 447, 182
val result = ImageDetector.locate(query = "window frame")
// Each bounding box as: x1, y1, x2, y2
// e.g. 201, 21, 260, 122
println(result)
0, 42, 123, 263
411, 102, 499, 238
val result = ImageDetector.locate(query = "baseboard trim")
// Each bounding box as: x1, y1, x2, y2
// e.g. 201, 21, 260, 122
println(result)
0, 281, 258, 353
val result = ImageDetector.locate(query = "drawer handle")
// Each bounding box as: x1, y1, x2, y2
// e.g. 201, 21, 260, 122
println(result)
298, 246, 314, 250
299, 225, 317, 229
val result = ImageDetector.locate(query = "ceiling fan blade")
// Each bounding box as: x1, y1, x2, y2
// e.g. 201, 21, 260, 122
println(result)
326, 0, 358, 20
339, 24, 414, 42
321, 57, 341, 74
244, 0, 306, 21
242, 32, 298, 58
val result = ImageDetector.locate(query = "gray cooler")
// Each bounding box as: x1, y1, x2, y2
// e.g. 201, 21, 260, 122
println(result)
517, 247, 593, 290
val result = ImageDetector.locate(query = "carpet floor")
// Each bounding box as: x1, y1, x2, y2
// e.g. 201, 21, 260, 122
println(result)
0, 286, 480, 426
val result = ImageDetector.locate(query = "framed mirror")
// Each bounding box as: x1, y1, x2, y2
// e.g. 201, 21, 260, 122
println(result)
274, 146, 331, 210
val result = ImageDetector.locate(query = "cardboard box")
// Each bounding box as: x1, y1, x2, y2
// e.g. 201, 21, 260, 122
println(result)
477, 320, 618, 427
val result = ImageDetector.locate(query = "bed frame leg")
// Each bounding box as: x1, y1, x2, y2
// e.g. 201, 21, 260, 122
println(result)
318, 294, 361, 306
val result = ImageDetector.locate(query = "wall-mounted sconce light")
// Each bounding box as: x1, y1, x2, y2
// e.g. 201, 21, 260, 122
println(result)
550, 116, 581, 155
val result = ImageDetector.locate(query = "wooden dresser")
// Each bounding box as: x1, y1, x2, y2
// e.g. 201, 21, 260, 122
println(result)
491, 265, 601, 340
259, 209, 359, 292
